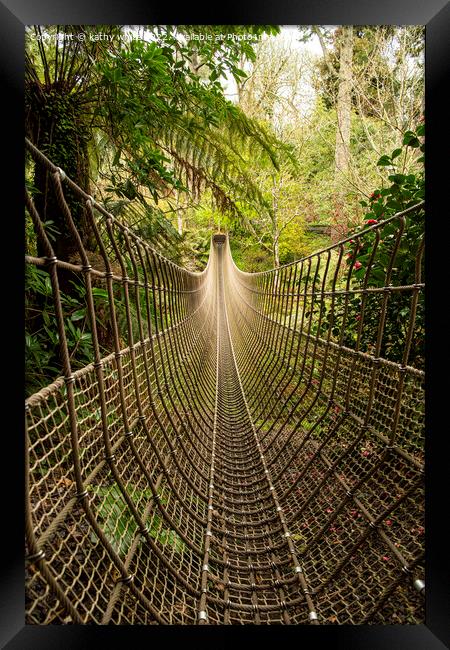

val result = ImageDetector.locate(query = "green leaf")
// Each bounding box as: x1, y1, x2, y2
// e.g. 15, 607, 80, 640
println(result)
66, 319, 79, 338
370, 268, 386, 285
386, 199, 402, 211
377, 155, 392, 167
71, 309, 86, 322
403, 132, 420, 147
25, 334, 34, 349
112, 67, 122, 82
90, 484, 186, 558
112, 148, 122, 167
391, 148, 402, 159
92, 288, 109, 300
416, 124, 425, 137
234, 68, 247, 77
388, 174, 406, 185
372, 202, 385, 217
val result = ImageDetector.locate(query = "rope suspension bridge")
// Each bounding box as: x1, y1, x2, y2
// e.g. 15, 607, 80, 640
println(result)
25, 140, 425, 625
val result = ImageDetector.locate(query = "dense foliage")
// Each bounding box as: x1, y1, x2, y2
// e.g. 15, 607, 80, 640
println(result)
25, 25, 287, 394
324, 123, 425, 368
25, 26, 425, 394
25, 25, 286, 262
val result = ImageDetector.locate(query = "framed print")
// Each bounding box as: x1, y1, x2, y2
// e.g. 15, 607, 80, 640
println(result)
1, 0, 449, 647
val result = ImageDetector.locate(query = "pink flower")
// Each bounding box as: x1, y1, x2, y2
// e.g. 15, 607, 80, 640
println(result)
385, 519, 393, 526
361, 450, 369, 457
382, 556, 390, 562
366, 219, 378, 225
354, 261, 362, 270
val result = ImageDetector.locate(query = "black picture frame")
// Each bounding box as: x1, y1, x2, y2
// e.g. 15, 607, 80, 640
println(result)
1, 1, 448, 648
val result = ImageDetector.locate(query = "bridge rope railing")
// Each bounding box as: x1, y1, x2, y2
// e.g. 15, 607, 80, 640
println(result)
25, 138, 425, 625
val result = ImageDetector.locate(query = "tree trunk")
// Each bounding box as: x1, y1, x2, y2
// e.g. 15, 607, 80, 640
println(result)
272, 176, 280, 268
175, 190, 183, 235
26, 82, 95, 265
26, 82, 117, 359
274, 235, 280, 268
332, 26, 353, 242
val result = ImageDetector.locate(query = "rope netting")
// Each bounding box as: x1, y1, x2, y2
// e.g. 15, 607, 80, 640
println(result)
25, 139, 425, 625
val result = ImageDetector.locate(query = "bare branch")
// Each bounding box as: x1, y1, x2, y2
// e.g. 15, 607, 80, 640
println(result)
312, 26, 337, 78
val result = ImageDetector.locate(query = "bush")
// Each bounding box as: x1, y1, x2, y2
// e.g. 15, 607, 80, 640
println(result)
334, 123, 425, 369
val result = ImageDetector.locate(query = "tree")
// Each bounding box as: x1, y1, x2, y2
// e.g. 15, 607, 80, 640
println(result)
310, 26, 354, 241
25, 25, 120, 261
25, 24, 293, 391
236, 162, 305, 268
297, 25, 424, 237
333, 26, 353, 237
232, 33, 313, 266
238, 31, 311, 137
25, 25, 284, 263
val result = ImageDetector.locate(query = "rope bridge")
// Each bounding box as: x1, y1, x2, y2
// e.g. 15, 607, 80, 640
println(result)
25, 140, 425, 625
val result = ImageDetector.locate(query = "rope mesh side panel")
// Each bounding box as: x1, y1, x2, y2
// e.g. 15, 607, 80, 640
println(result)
25, 140, 424, 625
